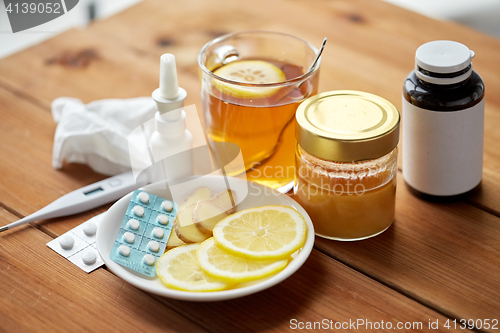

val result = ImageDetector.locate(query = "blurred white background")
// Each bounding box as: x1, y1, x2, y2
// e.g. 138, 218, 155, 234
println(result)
1, 0, 499, 59
0, 0, 143, 58
382, 0, 500, 38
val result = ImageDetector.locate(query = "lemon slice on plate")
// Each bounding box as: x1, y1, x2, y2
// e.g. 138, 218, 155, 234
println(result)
213, 60, 286, 99
156, 244, 229, 292
197, 237, 289, 282
212, 206, 307, 260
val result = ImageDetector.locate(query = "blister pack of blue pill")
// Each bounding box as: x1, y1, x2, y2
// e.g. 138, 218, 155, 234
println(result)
110, 190, 178, 277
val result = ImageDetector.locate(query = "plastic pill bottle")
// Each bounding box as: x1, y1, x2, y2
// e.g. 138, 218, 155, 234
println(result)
294, 91, 400, 241
402, 40, 485, 198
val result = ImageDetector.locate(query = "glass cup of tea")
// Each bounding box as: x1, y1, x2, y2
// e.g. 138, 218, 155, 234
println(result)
198, 31, 320, 189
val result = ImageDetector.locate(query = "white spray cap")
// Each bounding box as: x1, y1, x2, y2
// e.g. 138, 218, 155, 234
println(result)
159, 54, 179, 99
152, 53, 187, 118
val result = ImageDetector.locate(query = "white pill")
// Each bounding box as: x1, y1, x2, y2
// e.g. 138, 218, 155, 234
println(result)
153, 227, 164, 239
59, 235, 74, 250
82, 222, 97, 236
143, 254, 155, 266
148, 240, 160, 252
138, 192, 149, 204
133, 205, 145, 217
162, 200, 173, 212
119, 245, 131, 256
128, 219, 140, 230
82, 250, 97, 265
157, 214, 169, 225
123, 232, 135, 243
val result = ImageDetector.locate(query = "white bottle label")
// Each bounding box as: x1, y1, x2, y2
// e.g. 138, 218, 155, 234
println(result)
402, 98, 484, 196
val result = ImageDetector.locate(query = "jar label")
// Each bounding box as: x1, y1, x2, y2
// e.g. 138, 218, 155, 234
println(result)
402, 98, 484, 196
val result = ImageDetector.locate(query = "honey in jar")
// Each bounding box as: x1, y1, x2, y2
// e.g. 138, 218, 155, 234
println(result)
294, 91, 400, 241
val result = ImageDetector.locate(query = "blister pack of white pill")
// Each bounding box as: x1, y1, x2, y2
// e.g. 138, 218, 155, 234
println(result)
109, 190, 177, 277
46, 213, 105, 273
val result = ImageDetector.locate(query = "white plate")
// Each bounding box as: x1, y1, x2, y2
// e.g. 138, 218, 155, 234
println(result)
96, 176, 314, 302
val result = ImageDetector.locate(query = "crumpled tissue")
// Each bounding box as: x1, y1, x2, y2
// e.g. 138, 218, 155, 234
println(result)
51, 97, 156, 176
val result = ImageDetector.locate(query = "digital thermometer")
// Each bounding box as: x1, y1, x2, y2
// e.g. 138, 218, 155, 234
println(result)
0, 171, 148, 232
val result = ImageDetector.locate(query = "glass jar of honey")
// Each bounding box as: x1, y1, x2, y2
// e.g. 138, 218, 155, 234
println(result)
294, 91, 400, 241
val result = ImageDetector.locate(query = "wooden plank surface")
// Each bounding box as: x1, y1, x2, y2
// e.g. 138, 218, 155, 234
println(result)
89, 0, 500, 215
0, 27, 202, 108
1, 0, 500, 216
0, 207, 461, 332
0, 82, 112, 237
0, 210, 207, 333
161, 250, 464, 333
0, 28, 205, 236
0, 0, 499, 331
315, 175, 500, 322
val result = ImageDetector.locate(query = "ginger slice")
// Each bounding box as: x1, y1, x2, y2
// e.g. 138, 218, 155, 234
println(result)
173, 204, 211, 243
179, 187, 214, 210
193, 202, 229, 236
171, 189, 236, 245
166, 228, 186, 250
209, 189, 236, 214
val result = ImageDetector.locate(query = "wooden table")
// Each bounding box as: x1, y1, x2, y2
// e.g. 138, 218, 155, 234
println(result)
1, 0, 499, 332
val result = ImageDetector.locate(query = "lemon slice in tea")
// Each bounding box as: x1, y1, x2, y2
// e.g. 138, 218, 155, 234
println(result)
197, 237, 289, 283
213, 60, 286, 99
213, 205, 307, 260
156, 244, 229, 292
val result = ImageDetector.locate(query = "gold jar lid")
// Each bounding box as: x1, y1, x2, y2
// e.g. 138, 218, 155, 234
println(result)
295, 90, 400, 162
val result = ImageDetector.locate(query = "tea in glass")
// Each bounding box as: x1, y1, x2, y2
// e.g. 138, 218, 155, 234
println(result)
198, 31, 320, 189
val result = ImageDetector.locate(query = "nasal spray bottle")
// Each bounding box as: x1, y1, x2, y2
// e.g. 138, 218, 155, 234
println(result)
150, 54, 193, 183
